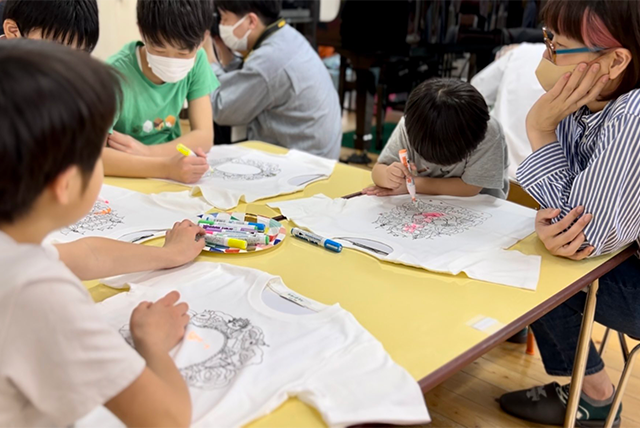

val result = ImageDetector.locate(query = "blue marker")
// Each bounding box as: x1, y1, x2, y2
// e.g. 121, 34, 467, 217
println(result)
291, 227, 342, 253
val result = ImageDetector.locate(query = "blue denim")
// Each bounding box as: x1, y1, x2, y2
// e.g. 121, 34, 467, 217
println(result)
532, 256, 640, 377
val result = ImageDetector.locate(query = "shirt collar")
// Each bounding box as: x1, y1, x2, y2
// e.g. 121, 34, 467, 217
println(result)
573, 100, 615, 128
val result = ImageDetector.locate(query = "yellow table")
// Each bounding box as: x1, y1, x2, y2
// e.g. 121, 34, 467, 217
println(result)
90, 141, 632, 428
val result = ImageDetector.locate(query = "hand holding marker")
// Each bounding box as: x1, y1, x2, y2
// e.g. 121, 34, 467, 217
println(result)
399, 149, 417, 203
291, 227, 342, 253
176, 143, 213, 174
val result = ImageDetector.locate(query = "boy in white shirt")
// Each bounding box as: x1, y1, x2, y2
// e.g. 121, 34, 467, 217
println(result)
0, 40, 205, 427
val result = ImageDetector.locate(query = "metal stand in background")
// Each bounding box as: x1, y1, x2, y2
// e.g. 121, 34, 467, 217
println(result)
344, 66, 375, 165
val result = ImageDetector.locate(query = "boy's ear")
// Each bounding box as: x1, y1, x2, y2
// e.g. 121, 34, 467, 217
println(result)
3, 19, 22, 39
247, 12, 261, 29
49, 166, 80, 206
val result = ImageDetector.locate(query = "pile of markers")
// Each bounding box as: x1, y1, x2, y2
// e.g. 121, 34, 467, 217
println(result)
198, 214, 272, 252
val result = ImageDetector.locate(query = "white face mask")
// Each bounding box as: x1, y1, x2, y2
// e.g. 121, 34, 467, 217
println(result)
219, 15, 251, 51
146, 50, 196, 83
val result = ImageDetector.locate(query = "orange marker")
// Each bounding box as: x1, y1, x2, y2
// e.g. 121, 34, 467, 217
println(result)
399, 149, 417, 203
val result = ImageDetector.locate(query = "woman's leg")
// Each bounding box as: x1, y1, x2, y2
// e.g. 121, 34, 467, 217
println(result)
500, 256, 640, 425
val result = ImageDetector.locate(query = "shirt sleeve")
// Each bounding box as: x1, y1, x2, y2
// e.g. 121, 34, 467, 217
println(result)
187, 49, 221, 101
378, 118, 411, 165
210, 63, 273, 126
516, 114, 640, 256
461, 119, 507, 189
4, 281, 146, 426
297, 340, 430, 427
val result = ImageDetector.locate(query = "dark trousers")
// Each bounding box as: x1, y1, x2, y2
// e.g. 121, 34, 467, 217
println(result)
533, 256, 640, 376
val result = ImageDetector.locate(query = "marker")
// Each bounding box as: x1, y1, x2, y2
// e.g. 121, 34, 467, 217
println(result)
202, 224, 258, 234
291, 227, 342, 253
203, 234, 247, 250
176, 143, 213, 173
399, 149, 417, 203
199, 218, 265, 232
218, 232, 270, 245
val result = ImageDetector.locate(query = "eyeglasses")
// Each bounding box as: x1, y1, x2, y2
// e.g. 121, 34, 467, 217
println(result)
543, 27, 606, 64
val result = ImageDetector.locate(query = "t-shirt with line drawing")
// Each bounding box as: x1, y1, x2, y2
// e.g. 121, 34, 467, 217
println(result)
44, 185, 201, 244
270, 194, 541, 290
173, 145, 336, 209
76, 262, 431, 428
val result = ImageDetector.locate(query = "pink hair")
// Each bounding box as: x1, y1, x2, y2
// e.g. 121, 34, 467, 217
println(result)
582, 9, 622, 49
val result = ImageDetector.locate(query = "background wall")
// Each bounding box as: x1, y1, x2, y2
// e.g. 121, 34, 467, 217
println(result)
93, 0, 139, 60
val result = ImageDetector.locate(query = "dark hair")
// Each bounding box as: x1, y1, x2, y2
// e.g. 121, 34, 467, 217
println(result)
404, 78, 490, 166
216, 0, 281, 26
0, 39, 120, 224
137, 0, 214, 51
543, 0, 640, 100
2, 0, 99, 52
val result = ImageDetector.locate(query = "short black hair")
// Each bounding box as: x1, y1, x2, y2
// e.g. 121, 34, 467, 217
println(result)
216, 0, 281, 25
2, 0, 99, 52
137, 0, 214, 51
0, 39, 120, 224
404, 78, 490, 166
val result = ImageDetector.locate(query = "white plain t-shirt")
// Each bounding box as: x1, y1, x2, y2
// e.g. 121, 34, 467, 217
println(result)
471, 43, 547, 180
0, 231, 145, 427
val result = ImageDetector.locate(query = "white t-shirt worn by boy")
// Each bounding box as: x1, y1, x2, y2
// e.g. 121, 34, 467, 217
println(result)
0, 232, 145, 427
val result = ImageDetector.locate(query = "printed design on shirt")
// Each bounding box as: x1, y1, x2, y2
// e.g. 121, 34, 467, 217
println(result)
120, 309, 267, 390
373, 199, 490, 240
60, 200, 124, 235
208, 157, 282, 181
142, 115, 177, 133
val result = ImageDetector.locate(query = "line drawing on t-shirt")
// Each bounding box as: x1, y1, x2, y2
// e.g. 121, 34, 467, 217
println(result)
208, 157, 281, 181
373, 200, 491, 240
120, 309, 267, 390
60, 200, 124, 236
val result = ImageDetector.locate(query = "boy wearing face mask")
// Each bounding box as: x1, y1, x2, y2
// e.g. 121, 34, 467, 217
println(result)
207, 0, 342, 160
103, 0, 219, 185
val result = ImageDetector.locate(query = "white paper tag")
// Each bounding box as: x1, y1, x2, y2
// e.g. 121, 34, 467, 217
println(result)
467, 315, 505, 335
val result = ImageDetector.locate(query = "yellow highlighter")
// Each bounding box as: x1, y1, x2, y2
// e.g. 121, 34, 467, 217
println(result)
176, 143, 213, 173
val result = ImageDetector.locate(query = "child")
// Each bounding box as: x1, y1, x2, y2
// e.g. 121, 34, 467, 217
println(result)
1, 0, 98, 51
364, 78, 509, 199
0, 40, 203, 426
206, 0, 342, 159
104, 0, 219, 184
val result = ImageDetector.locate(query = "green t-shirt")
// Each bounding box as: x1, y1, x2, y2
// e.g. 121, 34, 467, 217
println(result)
107, 41, 220, 145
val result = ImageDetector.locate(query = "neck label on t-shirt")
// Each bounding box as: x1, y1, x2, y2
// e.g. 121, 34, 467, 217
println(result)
267, 280, 326, 312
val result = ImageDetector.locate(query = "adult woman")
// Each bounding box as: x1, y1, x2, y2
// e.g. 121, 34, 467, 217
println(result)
500, 1, 640, 426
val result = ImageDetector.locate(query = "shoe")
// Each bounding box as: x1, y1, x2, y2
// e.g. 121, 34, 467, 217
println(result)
499, 382, 621, 427
507, 327, 528, 344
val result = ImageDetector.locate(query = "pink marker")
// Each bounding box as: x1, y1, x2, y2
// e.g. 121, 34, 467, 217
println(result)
399, 149, 417, 203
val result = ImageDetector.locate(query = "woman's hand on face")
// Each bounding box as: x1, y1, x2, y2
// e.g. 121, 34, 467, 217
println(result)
526, 62, 610, 150
535, 207, 595, 260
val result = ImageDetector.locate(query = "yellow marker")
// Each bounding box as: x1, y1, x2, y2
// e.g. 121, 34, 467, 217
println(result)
176, 143, 213, 173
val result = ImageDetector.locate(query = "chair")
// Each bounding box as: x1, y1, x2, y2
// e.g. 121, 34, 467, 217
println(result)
598, 328, 640, 428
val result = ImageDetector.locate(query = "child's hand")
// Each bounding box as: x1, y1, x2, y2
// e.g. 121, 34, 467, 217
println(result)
130, 291, 190, 355
166, 149, 209, 184
362, 185, 408, 197
162, 220, 206, 267
108, 131, 151, 157
385, 162, 412, 189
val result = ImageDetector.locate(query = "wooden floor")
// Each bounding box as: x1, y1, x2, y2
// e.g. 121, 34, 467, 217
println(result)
423, 324, 640, 428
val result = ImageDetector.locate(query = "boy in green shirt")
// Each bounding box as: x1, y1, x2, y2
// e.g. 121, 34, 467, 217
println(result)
104, 0, 220, 184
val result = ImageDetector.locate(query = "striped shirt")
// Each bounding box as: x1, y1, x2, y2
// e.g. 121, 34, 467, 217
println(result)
516, 89, 640, 257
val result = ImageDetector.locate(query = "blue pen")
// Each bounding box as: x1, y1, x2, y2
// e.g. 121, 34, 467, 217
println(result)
291, 227, 342, 253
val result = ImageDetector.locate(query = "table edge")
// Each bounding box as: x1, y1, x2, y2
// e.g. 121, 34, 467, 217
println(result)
417, 244, 637, 392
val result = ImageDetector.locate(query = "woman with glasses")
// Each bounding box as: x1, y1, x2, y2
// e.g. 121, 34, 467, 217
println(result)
499, 1, 640, 426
